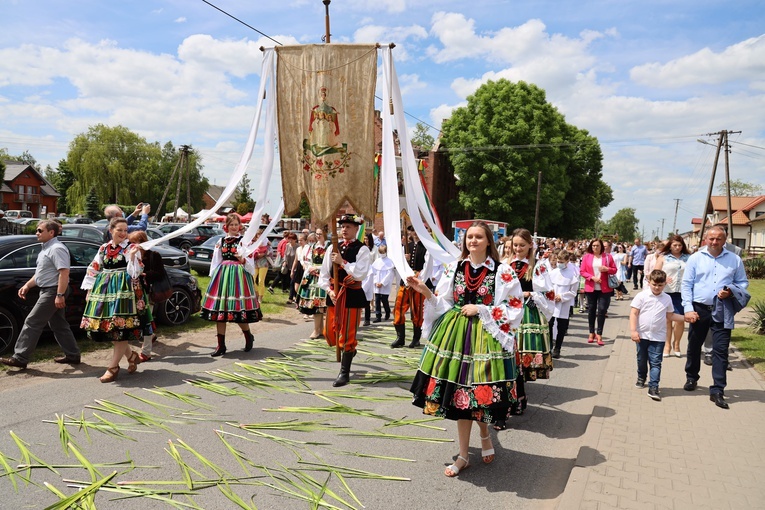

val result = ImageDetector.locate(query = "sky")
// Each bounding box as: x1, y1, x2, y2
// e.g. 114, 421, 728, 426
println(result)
1, 0, 764, 239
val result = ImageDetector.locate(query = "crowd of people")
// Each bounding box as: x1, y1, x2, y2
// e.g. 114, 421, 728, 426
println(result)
0, 211, 751, 475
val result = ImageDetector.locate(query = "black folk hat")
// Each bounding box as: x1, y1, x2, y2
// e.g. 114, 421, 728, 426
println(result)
337, 213, 363, 226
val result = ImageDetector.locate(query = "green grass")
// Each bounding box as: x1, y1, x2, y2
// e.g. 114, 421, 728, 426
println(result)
1, 271, 297, 369
731, 279, 765, 375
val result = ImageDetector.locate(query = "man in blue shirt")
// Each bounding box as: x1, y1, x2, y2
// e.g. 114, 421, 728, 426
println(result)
102, 203, 150, 241
628, 237, 648, 290
681, 226, 749, 409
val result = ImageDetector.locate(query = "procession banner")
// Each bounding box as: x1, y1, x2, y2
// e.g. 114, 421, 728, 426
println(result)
275, 44, 378, 225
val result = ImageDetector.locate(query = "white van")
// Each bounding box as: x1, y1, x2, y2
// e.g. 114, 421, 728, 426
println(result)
4, 210, 34, 219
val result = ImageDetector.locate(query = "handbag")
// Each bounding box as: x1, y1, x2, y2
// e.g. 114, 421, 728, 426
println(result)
608, 273, 620, 289
147, 251, 173, 302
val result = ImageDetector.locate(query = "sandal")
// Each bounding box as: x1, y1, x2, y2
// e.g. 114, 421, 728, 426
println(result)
99, 366, 119, 383
445, 455, 469, 477
480, 435, 495, 464
493, 420, 507, 431
127, 351, 140, 374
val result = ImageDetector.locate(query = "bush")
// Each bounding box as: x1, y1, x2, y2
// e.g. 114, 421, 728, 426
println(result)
744, 257, 765, 279
750, 299, 765, 335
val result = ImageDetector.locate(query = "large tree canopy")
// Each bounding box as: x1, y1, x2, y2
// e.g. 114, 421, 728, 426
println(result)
66, 125, 208, 215
440, 79, 612, 237
605, 207, 640, 242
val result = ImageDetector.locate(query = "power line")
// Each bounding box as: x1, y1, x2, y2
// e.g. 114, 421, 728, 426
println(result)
200, 0, 282, 46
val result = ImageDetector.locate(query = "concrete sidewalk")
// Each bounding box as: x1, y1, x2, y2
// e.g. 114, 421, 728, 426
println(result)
559, 296, 765, 510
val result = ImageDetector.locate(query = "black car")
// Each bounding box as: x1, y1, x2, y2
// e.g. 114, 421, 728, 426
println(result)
188, 233, 282, 279
156, 223, 222, 252
60, 224, 191, 272
0, 235, 202, 354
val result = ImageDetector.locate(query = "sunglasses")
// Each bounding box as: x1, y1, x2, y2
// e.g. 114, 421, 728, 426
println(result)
36, 228, 46, 233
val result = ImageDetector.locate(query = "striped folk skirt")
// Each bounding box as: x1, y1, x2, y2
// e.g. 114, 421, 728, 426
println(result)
201, 261, 261, 323
517, 303, 553, 381
80, 268, 142, 342
410, 306, 518, 423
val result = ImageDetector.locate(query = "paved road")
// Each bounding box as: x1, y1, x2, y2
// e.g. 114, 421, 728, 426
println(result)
0, 302, 621, 509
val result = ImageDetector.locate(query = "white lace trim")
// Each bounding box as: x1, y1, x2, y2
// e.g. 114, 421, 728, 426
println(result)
477, 306, 516, 353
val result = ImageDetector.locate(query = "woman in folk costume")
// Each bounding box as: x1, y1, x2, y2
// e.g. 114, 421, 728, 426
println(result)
297, 232, 328, 338
407, 222, 523, 477
127, 230, 160, 362
494, 228, 554, 430
80, 218, 144, 383
200, 213, 260, 356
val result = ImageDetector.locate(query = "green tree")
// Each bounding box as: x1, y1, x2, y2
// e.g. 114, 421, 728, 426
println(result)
153, 143, 209, 218
411, 122, 435, 152
84, 188, 102, 220
45, 159, 76, 215
232, 173, 256, 214
605, 208, 640, 242
440, 79, 611, 236
67, 124, 163, 211
717, 179, 763, 196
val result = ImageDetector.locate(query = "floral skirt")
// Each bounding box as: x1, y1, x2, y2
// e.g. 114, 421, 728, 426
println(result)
517, 303, 553, 381
201, 261, 261, 323
297, 272, 327, 315
80, 269, 142, 342
410, 307, 518, 423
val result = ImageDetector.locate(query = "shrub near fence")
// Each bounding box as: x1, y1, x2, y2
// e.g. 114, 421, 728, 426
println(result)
745, 257, 765, 279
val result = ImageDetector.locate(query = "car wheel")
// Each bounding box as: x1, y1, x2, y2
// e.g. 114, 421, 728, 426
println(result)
179, 242, 192, 252
0, 306, 20, 355
156, 288, 193, 326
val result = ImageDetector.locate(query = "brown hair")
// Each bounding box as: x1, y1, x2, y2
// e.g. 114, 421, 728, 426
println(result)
660, 234, 690, 256
459, 221, 500, 263
38, 219, 62, 236
511, 228, 535, 281
225, 213, 241, 230
109, 217, 128, 230
648, 269, 666, 284
128, 230, 148, 253
586, 238, 604, 255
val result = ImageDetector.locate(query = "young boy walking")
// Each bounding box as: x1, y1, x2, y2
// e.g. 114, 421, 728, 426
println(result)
370, 245, 395, 322
548, 249, 579, 359
629, 269, 674, 401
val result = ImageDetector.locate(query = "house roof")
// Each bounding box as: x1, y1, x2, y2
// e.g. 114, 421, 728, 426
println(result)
707, 195, 765, 214
2, 161, 61, 197
205, 184, 234, 208
717, 210, 751, 226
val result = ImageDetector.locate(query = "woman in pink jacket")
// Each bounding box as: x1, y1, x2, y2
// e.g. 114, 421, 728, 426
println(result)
579, 238, 618, 345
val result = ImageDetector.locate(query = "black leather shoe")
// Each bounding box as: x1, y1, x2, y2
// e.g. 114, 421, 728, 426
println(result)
0, 357, 28, 369
710, 393, 729, 409
54, 355, 81, 365
372, 318, 382, 323
683, 379, 697, 391
703, 353, 712, 366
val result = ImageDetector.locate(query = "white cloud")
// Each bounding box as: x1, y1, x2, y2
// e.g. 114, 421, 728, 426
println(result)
349, 0, 407, 14
174, 17, 187, 24
353, 24, 427, 61
630, 35, 765, 89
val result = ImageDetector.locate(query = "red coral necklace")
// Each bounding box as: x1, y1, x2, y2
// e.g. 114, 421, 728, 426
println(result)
464, 261, 488, 292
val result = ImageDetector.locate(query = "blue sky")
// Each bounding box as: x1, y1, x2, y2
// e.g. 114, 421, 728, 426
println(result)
1, 0, 764, 239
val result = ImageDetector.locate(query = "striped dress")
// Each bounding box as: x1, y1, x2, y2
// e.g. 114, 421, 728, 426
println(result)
200, 235, 261, 323
410, 258, 524, 424
80, 241, 144, 342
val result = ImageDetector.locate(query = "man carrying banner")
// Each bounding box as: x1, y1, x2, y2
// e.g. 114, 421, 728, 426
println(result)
319, 214, 371, 387
391, 225, 429, 349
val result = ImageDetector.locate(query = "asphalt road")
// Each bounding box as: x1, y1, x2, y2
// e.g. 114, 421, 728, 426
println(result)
0, 301, 619, 509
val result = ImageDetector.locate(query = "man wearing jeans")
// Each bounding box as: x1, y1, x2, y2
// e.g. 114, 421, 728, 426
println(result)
628, 238, 647, 290
681, 226, 749, 409
0, 220, 81, 370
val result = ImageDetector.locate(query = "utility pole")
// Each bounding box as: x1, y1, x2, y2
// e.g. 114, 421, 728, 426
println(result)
659, 218, 665, 240
672, 199, 681, 234
698, 130, 741, 243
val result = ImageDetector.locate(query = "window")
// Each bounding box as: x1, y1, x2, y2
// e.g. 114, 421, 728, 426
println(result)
0, 244, 41, 270
62, 241, 98, 267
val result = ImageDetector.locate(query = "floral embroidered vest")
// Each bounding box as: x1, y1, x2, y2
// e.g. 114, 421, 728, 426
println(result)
453, 261, 496, 306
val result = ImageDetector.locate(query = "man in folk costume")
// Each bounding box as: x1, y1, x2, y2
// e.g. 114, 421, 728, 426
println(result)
319, 214, 371, 387
391, 225, 429, 349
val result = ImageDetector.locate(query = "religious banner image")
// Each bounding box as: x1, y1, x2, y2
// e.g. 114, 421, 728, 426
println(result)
276, 44, 378, 224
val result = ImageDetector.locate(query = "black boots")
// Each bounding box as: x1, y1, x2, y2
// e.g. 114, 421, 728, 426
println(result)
243, 330, 254, 352
211, 334, 226, 357
390, 324, 406, 348
407, 326, 422, 349
333, 350, 356, 387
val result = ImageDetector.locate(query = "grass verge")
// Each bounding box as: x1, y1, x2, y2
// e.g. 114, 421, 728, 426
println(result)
732, 278, 765, 375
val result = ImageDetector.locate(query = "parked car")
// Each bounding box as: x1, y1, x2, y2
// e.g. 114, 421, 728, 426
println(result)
59, 224, 191, 272
187, 233, 282, 280
3, 210, 33, 220
157, 223, 222, 252
0, 235, 201, 354
8, 217, 41, 235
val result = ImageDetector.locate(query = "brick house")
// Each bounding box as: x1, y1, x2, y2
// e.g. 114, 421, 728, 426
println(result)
1, 162, 60, 217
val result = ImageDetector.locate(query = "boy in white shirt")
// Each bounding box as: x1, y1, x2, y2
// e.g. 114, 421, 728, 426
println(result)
629, 269, 674, 401
371, 245, 395, 322
548, 250, 579, 359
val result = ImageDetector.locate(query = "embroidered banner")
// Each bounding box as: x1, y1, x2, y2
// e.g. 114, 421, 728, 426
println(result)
276, 44, 378, 225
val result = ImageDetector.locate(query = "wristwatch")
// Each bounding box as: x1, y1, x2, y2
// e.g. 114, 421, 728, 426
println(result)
56, 293, 65, 297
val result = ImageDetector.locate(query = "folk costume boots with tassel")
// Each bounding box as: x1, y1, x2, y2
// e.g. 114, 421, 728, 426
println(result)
407, 326, 422, 349
333, 350, 356, 387
211, 334, 226, 357
390, 324, 406, 348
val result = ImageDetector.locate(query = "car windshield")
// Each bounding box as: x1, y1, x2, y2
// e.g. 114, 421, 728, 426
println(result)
201, 235, 223, 247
